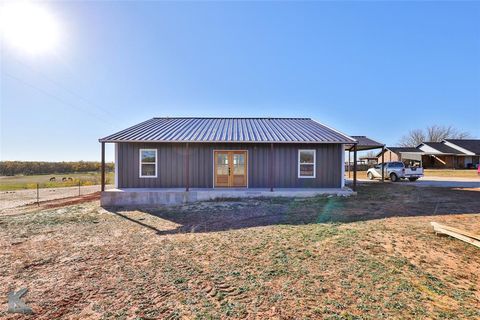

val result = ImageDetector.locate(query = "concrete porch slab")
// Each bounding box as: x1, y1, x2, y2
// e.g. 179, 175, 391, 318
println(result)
101, 187, 356, 206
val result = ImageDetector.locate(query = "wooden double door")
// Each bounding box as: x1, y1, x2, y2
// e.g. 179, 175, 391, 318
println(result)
214, 150, 248, 187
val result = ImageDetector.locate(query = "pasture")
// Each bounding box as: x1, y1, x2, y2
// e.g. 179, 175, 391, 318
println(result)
0, 172, 114, 191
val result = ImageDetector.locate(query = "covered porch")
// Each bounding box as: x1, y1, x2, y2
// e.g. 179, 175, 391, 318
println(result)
98, 135, 383, 201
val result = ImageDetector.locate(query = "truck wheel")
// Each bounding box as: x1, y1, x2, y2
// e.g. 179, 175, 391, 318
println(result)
408, 178, 418, 182
367, 172, 374, 180
390, 173, 398, 182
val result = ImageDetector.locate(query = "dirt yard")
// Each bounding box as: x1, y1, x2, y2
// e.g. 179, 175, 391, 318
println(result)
0, 184, 479, 319
0, 185, 114, 210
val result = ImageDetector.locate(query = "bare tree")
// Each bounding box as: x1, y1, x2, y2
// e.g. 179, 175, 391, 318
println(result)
398, 129, 426, 147
398, 125, 472, 147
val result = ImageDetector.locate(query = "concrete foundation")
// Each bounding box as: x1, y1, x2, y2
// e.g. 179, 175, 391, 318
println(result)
101, 188, 355, 207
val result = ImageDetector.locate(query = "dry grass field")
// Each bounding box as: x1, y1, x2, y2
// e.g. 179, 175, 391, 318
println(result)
423, 169, 480, 178
0, 172, 115, 191
1, 184, 479, 319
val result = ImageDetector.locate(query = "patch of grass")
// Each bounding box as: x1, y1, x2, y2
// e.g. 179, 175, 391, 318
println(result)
424, 169, 479, 178
422, 274, 446, 295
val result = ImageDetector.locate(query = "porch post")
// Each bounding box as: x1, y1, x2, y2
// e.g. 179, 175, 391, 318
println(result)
101, 142, 105, 192
348, 150, 351, 178
270, 143, 274, 192
381, 146, 385, 182
185, 142, 190, 191
353, 144, 357, 191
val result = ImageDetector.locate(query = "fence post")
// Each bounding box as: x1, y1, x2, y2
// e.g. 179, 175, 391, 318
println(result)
78, 181, 81, 196
37, 183, 39, 206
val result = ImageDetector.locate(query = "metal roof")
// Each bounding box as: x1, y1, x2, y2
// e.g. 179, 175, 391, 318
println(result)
99, 117, 356, 144
346, 136, 384, 151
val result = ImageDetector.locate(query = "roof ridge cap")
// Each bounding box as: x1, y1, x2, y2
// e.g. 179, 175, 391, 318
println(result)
152, 117, 312, 119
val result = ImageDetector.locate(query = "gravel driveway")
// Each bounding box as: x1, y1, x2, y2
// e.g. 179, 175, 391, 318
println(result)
0, 185, 113, 210
349, 176, 480, 188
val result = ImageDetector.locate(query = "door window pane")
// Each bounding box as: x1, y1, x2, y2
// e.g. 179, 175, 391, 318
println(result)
216, 153, 229, 175
217, 164, 228, 175
217, 154, 228, 165
233, 154, 245, 175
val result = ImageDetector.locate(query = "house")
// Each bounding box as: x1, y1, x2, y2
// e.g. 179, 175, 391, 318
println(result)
417, 142, 466, 168
376, 139, 480, 169
376, 147, 422, 163
443, 139, 480, 168
98, 117, 357, 205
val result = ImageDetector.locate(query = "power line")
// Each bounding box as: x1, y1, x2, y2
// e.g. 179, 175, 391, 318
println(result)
4, 72, 117, 128
8, 55, 123, 122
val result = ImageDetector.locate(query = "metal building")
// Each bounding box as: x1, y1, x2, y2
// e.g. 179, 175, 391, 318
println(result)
98, 117, 358, 205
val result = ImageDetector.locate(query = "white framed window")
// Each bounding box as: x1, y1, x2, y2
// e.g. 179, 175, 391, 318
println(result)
139, 149, 157, 178
298, 149, 316, 178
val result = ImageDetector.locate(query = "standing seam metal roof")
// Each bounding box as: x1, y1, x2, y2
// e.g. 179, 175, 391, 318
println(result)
346, 136, 384, 151
99, 117, 356, 143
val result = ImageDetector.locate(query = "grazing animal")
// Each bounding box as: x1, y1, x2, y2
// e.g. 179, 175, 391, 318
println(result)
49, 177, 56, 181
62, 177, 67, 182
68, 177, 73, 181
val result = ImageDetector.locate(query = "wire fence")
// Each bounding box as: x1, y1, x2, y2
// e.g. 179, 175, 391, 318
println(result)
345, 164, 371, 172
1, 181, 114, 211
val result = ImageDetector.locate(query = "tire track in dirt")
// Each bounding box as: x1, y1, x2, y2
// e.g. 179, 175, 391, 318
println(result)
170, 259, 258, 316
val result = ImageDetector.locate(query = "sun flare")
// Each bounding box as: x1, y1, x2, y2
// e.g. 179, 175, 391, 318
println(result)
0, 1, 61, 55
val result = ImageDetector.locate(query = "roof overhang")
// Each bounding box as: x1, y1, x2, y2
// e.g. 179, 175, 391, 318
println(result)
344, 136, 384, 151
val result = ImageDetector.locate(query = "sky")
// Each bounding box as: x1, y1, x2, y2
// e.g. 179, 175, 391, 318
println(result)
1, 1, 479, 162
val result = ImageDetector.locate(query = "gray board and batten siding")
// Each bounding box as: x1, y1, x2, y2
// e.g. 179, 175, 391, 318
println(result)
116, 142, 344, 189
101, 117, 356, 190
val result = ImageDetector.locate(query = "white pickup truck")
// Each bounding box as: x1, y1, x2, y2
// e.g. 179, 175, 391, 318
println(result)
367, 161, 424, 182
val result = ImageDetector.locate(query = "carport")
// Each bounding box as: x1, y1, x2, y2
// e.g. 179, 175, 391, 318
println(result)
345, 136, 386, 190
400, 151, 424, 166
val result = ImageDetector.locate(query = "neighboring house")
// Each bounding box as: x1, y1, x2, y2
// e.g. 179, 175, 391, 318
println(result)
377, 139, 480, 169
376, 147, 421, 163
417, 142, 466, 169
98, 117, 357, 205
443, 139, 480, 168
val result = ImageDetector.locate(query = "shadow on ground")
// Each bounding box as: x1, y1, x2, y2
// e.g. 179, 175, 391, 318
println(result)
106, 184, 480, 235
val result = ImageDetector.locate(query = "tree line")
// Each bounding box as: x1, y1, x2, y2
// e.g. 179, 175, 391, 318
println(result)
0, 161, 114, 176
